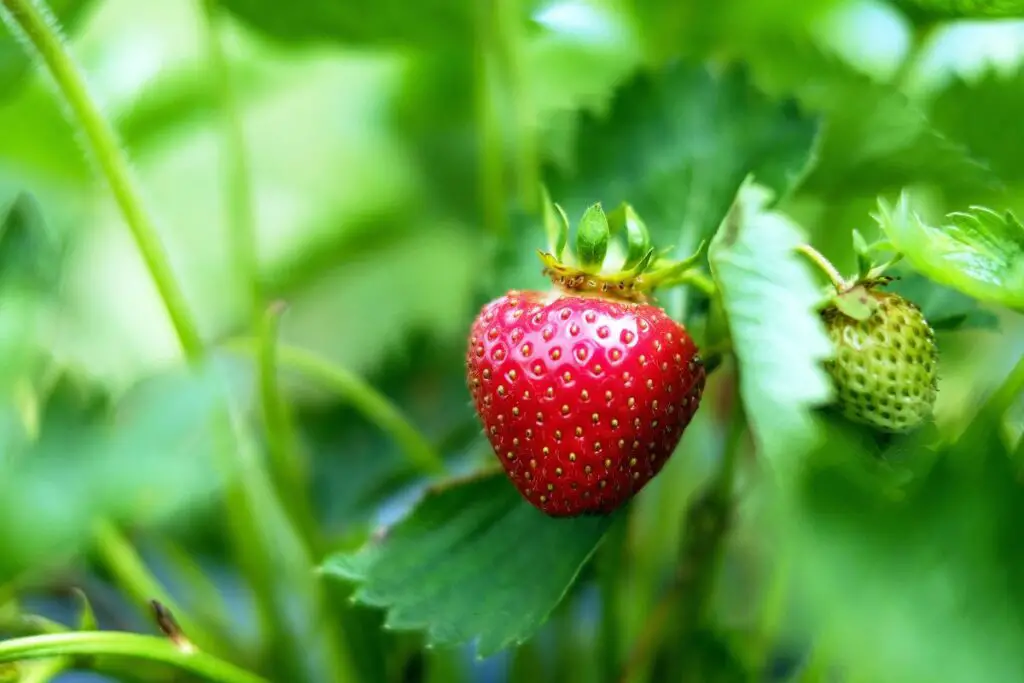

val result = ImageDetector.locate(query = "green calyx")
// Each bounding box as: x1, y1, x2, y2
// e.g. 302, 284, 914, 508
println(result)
537, 190, 707, 303
797, 230, 907, 322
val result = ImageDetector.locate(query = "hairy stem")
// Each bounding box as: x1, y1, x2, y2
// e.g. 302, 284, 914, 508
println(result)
795, 243, 847, 292
0, 0, 203, 357
199, 0, 261, 322
0, 633, 270, 683
223, 337, 446, 476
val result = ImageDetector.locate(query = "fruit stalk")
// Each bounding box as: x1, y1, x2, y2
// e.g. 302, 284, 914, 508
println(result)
795, 243, 847, 291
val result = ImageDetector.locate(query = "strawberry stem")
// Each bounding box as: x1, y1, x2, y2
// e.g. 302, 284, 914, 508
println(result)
795, 243, 848, 291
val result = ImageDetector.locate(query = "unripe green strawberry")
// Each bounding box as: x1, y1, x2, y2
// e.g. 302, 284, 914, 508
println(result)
822, 290, 938, 433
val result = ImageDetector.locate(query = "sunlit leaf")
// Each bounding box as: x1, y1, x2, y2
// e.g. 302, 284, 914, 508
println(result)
874, 194, 1024, 310
708, 184, 834, 471
749, 40, 997, 198
321, 470, 618, 656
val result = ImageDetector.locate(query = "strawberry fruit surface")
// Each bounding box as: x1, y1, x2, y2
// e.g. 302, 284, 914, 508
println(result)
467, 290, 705, 517
822, 289, 938, 433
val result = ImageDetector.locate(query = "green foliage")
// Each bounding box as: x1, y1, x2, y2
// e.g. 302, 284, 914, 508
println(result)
0, 360, 234, 582
784, 422, 1024, 683
547, 61, 820, 257
216, 0, 483, 48
0, 1, 1023, 683
928, 67, 1024, 183
875, 194, 1024, 310
322, 470, 618, 657
708, 185, 834, 469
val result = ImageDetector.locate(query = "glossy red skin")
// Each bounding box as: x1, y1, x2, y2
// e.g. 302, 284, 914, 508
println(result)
466, 290, 706, 517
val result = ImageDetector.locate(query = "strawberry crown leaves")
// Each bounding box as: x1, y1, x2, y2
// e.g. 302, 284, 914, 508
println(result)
796, 230, 906, 321
537, 189, 710, 302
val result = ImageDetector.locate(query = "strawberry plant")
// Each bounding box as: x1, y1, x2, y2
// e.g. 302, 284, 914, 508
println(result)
0, 1, 1022, 683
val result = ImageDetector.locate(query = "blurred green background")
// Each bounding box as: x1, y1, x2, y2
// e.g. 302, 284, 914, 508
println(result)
1, 0, 1023, 682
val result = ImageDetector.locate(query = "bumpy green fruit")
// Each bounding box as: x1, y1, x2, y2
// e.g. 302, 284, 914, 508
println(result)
822, 290, 938, 433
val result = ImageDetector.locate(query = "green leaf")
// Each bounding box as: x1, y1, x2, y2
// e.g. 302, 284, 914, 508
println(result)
0, 192, 65, 293
0, 0, 96, 100
874, 194, 1024, 311
928, 67, 1024, 183
574, 203, 610, 270
546, 61, 821, 262
708, 184, 834, 471
894, 0, 1024, 18
217, 0, 483, 48
607, 203, 652, 269
750, 40, 997, 198
783, 422, 1024, 683
885, 269, 1000, 332
0, 359, 236, 582
321, 470, 618, 657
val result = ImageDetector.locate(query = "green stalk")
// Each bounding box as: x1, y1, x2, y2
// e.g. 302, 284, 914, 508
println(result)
92, 520, 222, 654
199, 0, 261, 323
0, 0, 215, 652
0, 0, 203, 358
223, 338, 446, 476
474, 0, 507, 236
15, 656, 68, 683
0, 633, 270, 683
256, 303, 321, 549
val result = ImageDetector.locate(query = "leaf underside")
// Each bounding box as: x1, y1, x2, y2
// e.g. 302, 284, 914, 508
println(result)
708, 185, 834, 472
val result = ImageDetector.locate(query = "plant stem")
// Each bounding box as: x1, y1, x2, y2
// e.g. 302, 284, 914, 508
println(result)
0, 633, 270, 683
597, 514, 628, 683
199, 0, 261, 323
91, 521, 221, 654
0, 0, 203, 358
222, 337, 447, 476
17, 656, 68, 683
795, 244, 847, 291
474, 0, 507, 236
617, 402, 743, 683
256, 303, 321, 550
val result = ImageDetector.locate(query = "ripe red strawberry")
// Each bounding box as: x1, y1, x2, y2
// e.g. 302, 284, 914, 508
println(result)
466, 290, 706, 517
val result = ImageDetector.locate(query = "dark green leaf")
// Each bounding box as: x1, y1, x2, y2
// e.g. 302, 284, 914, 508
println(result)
893, 0, 1024, 18
708, 185, 834, 471
321, 470, 618, 656
217, 0, 480, 47
783, 422, 1024, 683
0, 0, 96, 100
546, 60, 821, 262
928, 66, 1024, 183
542, 59, 820, 320
0, 192, 64, 293
874, 195, 1024, 310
